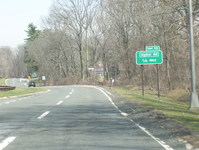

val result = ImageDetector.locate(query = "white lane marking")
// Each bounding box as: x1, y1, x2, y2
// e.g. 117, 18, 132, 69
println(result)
65, 95, 70, 99
56, 101, 63, 106
0, 137, 16, 150
38, 111, 50, 119
100, 87, 114, 97
97, 88, 128, 117
4, 102, 10, 105
97, 87, 174, 150
132, 121, 174, 150
69, 89, 74, 95
121, 112, 128, 117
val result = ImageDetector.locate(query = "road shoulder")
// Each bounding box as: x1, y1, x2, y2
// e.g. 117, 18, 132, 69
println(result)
106, 87, 199, 150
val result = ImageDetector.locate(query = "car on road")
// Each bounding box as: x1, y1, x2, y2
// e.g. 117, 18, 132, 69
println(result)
28, 81, 36, 87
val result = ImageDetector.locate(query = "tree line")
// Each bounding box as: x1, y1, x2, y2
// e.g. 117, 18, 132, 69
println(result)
2, 0, 199, 92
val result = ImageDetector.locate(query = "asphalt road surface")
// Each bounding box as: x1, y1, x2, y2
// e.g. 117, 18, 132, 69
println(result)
5, 78, 29, 88
0, 79, 187, 150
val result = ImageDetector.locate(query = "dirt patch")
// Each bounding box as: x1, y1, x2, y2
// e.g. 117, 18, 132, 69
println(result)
182, 135, 199, 149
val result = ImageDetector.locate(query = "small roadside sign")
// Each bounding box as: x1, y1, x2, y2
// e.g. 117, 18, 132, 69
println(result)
42, 76, 46, 81
146, 46, 160, 51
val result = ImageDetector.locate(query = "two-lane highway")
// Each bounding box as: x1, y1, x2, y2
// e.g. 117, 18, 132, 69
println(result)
0, 82, 186, 149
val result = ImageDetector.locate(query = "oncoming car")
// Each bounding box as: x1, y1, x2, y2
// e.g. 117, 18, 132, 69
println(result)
28, 81, 36, 87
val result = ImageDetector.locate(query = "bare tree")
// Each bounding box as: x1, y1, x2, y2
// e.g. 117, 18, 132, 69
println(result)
0, 47, 15, 78
51, 0, 97, 80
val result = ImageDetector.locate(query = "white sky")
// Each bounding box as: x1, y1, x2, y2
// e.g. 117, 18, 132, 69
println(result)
0, 0, 53, 49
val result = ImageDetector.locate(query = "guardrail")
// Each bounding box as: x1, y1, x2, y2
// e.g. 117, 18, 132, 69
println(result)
0, 86, 16, 91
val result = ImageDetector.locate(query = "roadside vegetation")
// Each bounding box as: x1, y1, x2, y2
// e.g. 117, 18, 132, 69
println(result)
0, 88, 46, 98
1, 0, 199, 90
0, 78, 46, 98
0, 78, 6, 86
112, 86, 199, 147
112, 86, 199, 131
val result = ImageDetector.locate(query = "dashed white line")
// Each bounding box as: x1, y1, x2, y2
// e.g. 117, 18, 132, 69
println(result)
69, 89, 74, 95
97, 87, 174, 150
37, 111, 50, 119
56, 101, 63, 106
4, 102, 10, 105
0, 137, 16, 150
65, 95, 70, 99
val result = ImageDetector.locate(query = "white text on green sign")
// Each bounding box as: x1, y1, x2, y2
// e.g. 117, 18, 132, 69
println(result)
139, 51, 159, 57
136, 51, 163, 65
146, 46, 160, 51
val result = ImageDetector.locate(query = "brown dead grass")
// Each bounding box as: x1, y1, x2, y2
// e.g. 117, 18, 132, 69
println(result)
166, 89, 190, 102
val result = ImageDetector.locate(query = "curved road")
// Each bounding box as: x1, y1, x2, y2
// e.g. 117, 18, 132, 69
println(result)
5, 78, 29, 88
0, 79, 186, 150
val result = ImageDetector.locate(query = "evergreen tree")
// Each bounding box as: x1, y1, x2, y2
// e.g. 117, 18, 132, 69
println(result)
25, 23, 40, 41
24, 23, 40, 74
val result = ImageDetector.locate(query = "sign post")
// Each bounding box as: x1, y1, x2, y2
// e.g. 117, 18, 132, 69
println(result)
141, 65, 144, 96
135, 46, 163, 98
188, 0, 199, 109
156, 64, 160, 98
42, 76, 46, 86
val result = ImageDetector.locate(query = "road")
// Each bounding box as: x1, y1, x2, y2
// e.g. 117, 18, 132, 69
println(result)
0, 79, 186, 150
5, 78, 29, 88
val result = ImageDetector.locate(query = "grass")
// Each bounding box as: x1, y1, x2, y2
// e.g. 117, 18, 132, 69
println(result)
0, 87, 46, 98
112, 86, 199, 132
0, 78, 47, 98
0, 78, 6, 86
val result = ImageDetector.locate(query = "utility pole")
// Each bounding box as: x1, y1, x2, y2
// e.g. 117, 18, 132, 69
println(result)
188, 0, 199, 109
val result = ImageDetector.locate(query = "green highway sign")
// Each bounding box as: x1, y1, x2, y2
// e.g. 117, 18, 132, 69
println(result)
146, 46, 160, 51
136, 50, 163, 65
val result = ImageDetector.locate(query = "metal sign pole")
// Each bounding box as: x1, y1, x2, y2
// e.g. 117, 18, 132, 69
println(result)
156, 64, 160, 98
188, 0, 199, 109
141, 65, 144, 96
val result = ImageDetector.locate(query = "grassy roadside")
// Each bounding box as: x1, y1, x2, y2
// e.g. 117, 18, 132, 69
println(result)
112, 86, 199, 132
0, 78, 47, 98
0, 78, 6, 86
111, 86, 199, 148
0, 87, 47, 98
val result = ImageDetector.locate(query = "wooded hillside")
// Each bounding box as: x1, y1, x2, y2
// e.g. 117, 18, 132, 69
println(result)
9, 0, 199, 93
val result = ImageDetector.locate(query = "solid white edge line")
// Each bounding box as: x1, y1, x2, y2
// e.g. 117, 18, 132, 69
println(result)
97, 88, 128, 117
133, 122, 174, 150
38, 111, 50, 119
97, 87, 174, 150
0, 137, 16, 150
56, 101, 63, 105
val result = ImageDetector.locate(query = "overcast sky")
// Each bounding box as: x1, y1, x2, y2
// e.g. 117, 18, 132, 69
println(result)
0, 0, 53, 49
